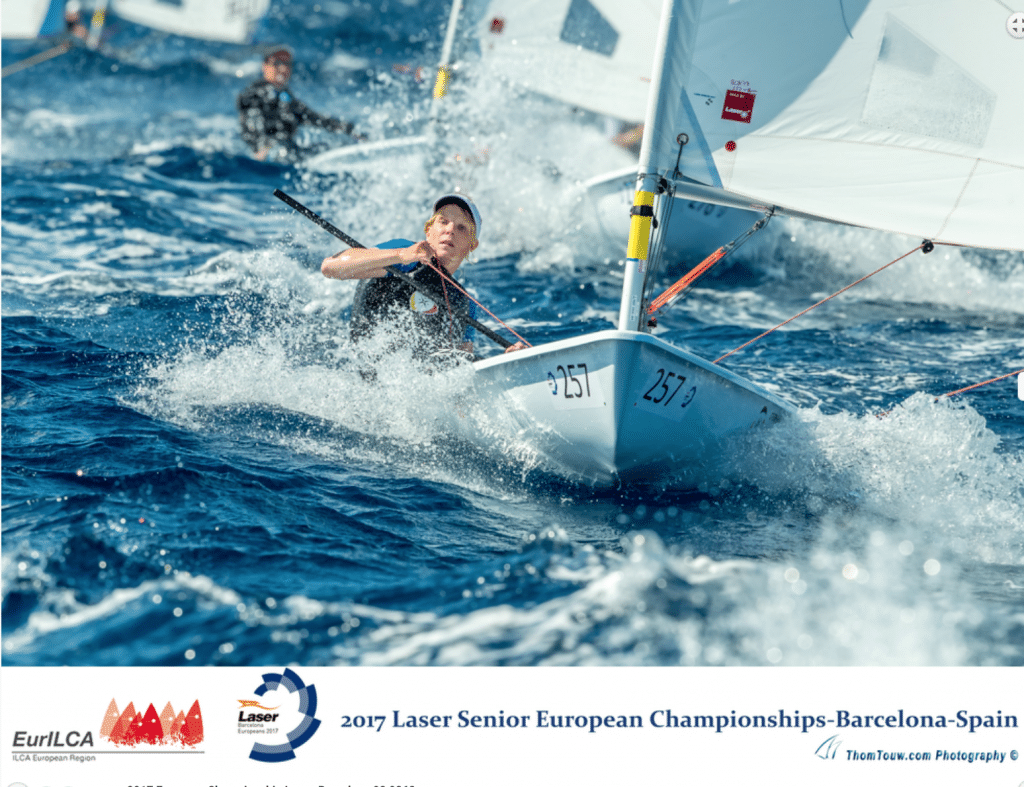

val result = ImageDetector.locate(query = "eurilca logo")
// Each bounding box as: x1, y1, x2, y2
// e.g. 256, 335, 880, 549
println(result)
246, 668, 321, 762
100, 697, 204, 747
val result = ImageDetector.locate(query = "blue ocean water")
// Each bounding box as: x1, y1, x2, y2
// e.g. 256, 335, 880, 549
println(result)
3, 0, 1023, 667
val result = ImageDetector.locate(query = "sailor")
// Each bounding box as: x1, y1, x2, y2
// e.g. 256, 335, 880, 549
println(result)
64, 1, 88, 40
322, 194, 490, 362
237, 45, 363, 161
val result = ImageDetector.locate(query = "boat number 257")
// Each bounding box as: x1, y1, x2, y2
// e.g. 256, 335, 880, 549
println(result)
548, 364, 591, 398
643, 368, 696, 407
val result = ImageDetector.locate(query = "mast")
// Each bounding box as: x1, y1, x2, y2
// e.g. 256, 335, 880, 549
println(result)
618, 0, 701, 331
86, 0, 109, 49
431, 0, 464, 113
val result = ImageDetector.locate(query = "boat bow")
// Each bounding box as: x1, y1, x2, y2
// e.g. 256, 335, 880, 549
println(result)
469, 330, 792, 486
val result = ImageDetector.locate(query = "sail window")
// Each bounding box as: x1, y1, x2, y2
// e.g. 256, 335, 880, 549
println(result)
559, 0, 619, 57
861, 16, 994, 147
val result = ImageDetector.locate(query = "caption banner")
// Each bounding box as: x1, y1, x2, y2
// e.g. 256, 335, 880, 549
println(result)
2, 666, 1021, 787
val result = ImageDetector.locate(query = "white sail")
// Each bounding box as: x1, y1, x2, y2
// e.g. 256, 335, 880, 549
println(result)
641, 0, 1024, 252
110, 0, 270, 43
477, 0, 662, 122
462, 0, 1023, 488
2, 0, 66, 38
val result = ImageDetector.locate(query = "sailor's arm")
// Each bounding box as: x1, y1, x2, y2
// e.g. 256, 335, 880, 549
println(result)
322, 241, 433, 280
294, 100, 365, 140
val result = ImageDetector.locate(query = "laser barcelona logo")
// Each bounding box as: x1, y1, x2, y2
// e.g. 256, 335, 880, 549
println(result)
240, 668, 321, 762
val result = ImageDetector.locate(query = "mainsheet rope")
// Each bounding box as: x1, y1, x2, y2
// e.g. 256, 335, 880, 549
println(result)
876, 367, 1024, 418
422, 257, 532, 348
938, 368, 1024, 400
713, 242, 933, 365
701, 237, 1020, 410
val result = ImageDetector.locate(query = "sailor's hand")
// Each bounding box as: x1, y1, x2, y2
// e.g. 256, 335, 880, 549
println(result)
504, 341, 527, 354
398, 240, 436, 265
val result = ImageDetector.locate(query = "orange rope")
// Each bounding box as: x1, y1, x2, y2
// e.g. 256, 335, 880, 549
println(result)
877, 367, 1023, 418
939, 368, 1024, 400
648, 246, 727, 314
648, 211, 772, 318
422, 258, 532, 347
714, 243, 928, 365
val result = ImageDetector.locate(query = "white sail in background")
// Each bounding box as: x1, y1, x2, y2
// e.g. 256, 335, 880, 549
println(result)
2, 0, 66, 38
478, 0, 662, 122
640, 0, 1024, 251
110, 0, 270, 43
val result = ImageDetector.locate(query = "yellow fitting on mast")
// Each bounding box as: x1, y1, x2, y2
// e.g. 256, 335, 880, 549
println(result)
626, 190, 656, 260
433, 65, 451, 99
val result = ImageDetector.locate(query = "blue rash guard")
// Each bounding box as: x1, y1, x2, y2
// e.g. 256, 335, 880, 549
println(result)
349, 239, 477, 359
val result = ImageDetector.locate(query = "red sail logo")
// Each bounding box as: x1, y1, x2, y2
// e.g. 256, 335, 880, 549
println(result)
100, 698, 204, 747
721, 90, 756, 123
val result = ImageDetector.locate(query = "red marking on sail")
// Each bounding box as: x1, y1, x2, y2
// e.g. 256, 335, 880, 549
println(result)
722, 90, 755, 123
178, 700, 204, 747
490, 17, 505, 34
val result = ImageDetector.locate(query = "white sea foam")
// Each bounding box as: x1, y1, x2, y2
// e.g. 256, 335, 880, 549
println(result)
723, 393, 1024, 565
761, 217, 1024, 315
315, 528, 979, 666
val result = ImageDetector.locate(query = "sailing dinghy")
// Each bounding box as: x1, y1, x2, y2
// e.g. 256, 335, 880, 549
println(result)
462, 0, 1024, 486
307, 0, 755, 262
304, 0, 466, 174
108, 0, 270, 43
477, 0, 759, 261
1, 0, 69, 39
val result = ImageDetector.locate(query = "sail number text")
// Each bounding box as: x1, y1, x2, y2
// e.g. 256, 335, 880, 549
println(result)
642, 368, 696, 408
548, 364, 591, 399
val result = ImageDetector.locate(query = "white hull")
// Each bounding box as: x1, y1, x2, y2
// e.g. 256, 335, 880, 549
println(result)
303, 136, 431, 174
466, 330, 792, 486
582, 165, 761, 263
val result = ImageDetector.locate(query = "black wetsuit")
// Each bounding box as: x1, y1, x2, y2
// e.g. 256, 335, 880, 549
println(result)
237, 79, 354, 159
350, 240, 478, 362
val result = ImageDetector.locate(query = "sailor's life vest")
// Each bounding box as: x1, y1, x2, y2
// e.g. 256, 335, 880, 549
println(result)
349, 239, 477, 361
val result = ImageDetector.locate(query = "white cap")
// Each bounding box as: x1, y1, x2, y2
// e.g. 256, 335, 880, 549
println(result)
434, 193, 481, 239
